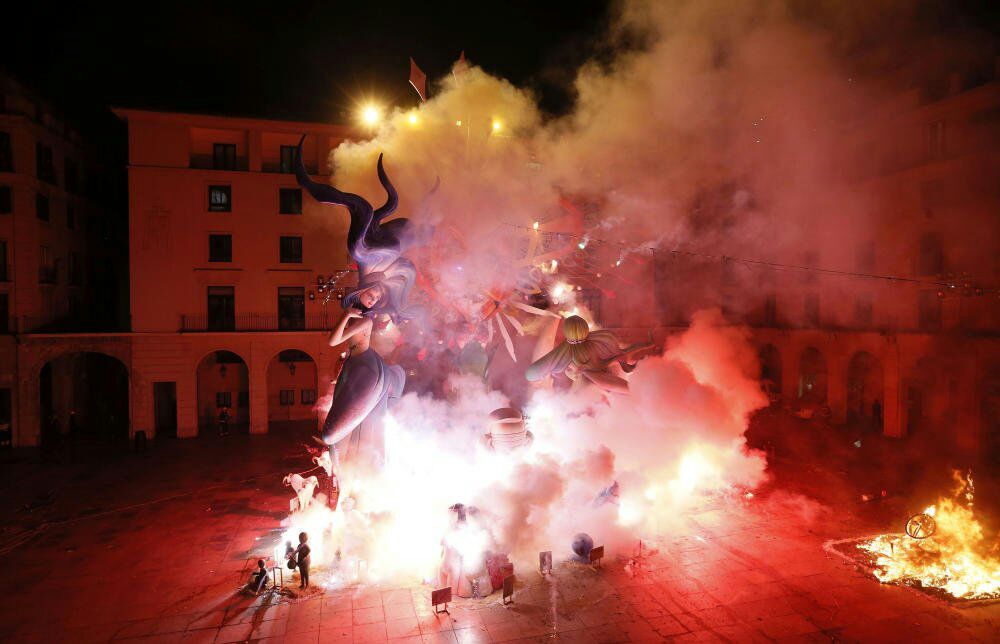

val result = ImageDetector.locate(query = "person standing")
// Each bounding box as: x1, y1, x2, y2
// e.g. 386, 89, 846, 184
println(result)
218, 406, 231, 437
294, 532, 311, 588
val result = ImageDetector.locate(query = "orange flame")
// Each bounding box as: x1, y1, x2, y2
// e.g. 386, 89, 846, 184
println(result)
858, 472, 1000, 600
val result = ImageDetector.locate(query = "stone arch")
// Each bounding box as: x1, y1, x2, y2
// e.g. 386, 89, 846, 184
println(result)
903, 356, 943, 437
195, 349, 250, 435
27, 341, 131, 384
798, 346, 828, 404
265, 348, 319, 432
847, 351, 884, 430
38, 351, 131, 447
758, 343, 782, 401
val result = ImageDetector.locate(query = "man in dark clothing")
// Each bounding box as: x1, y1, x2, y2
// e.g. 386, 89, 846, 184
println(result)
218, 407, 231, 437
294, 532, 311, 588
249, 559, 269, 593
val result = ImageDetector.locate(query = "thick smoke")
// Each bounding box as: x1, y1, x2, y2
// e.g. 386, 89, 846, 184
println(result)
327, 1, 897, 293
285, 310, 768, 579
285, 0, 993, 583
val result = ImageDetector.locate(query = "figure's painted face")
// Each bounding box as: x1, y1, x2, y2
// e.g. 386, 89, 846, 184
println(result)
359, 285, 382, 309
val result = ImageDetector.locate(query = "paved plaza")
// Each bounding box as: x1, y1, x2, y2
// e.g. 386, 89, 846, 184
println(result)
0, 430, 996, 643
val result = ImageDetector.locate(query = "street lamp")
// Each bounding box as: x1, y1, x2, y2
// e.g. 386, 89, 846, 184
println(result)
359, 103, 383, 128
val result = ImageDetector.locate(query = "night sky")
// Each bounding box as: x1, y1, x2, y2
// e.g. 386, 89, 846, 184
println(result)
3, 0, 998, 139
2, 0, 611, 126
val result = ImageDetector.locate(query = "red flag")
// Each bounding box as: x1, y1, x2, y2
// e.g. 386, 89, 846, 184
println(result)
409, 57, 427, 102
453, 50, 469, 78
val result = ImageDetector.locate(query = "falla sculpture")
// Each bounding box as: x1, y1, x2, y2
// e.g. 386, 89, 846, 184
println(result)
295, 137, 414, 472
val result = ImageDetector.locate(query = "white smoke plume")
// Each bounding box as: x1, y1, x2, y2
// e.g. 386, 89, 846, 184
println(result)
282, 310, 768, 581
282, 0, 993, 585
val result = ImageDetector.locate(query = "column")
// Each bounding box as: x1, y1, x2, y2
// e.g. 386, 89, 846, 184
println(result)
247, 130, 262, 172
882, 342, 902, 438
827, 345, 848, 425
249, 342, 268, 434
780, 337, 799, 402
176, 371, 198, 438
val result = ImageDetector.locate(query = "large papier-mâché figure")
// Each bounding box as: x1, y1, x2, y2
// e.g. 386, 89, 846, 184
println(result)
296, 137, 412, 468
525, 315, 657, 394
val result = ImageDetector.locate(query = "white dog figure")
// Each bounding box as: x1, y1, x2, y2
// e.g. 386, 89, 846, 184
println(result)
313, 450, 333, 477
283, 473, 319, 512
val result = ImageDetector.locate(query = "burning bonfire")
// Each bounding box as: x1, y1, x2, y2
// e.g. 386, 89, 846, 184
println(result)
857, 472, 1000, 600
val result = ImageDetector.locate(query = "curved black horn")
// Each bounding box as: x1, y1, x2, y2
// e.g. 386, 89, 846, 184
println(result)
294, 135, 372, 214
372, 153, 398, 222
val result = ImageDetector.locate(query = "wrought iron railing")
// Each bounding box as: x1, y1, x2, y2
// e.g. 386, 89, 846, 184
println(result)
262, 161, 319, 174
180, 312, 332, 332
189, 154, 249, 171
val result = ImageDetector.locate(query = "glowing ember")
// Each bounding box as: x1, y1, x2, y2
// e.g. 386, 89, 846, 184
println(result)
857, 472, 1000, 600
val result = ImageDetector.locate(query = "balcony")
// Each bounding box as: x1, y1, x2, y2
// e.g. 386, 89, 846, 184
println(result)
189, 154, 249, 171
181, 312, 332, 333
262, 161, 319, 174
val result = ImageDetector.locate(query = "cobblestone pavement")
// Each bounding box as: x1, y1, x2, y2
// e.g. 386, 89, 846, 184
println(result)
0, 432, 996, 643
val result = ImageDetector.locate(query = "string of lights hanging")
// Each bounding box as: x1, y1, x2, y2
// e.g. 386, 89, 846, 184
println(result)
503, 222, 1000, 298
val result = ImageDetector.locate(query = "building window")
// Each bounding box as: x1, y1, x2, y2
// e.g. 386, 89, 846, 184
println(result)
804, 293, 820, 327
279, 389, 296, 406
917, 233, 944, 276
301, 389, 317, 405
216, 391, 232, 408
213, 143, 237, 170
854, 295, 873, 327
69, 252, 82, 286
66, 203, 75, 230
36, 193, 49, 221
918, 290, 942, 331
279, 236, 302, 263
65, 158, 78, 193
208, 185, 231, 212
0, 186, 10, 213
0, 293, 7, 333
926, 120, 945, 160
279, 188, 302, 214
0, 240, 8, 281
280, 145, 297, 173
39, 245, 56, 284
207, 286, 235, 331
278, 287, 305, 330
68, 293, 80, 319
208, 234, 233, 262
0, 131, 12, 172
763, 293, 777, 326
36, 143, 55, 184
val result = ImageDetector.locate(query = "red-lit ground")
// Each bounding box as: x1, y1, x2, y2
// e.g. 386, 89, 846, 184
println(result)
0, 421, 996, 643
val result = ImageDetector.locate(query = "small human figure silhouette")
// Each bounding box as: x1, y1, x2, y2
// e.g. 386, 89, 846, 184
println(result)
293, 532, 311, 588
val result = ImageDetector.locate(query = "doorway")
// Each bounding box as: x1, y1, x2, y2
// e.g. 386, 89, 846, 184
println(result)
154, 382, 178, 438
